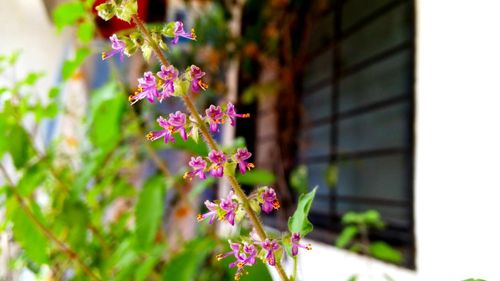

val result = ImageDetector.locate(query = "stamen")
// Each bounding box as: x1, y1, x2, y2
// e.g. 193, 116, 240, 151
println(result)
196, 214, 204, 221
101, 52, 107, 60
306, 244, 312, 250
146, 132, 154, 140
191, 28, 197, 40
198, 80, 208, 90
242, 113, 250, 118
128, 95, 135, 103
272, 200, 280, 210
247, 163, 255, 170
216, 253, 224, 261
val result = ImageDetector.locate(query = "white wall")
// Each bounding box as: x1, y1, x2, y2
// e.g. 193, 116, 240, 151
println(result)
291, 1, 500, 280
415, 0, 500, 280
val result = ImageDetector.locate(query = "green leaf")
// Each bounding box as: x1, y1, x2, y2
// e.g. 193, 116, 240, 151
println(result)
8, 125, 32, 169
236, 169, 276, 186
115, 0, 137, 22
462, 279, 486, 281
140, 43, 152, 62
220, 248, 273, 281
77, 20, 95, 44
290, 165, 308, 194
18, 162, 47, 196
88, 82, 125, 152
162, 238, 216, 281
362, 210, 384, 229
21, 72, 44, 86
369, 241, 402, 264
336, 225, 358, 248
60, 200, 90, 250
10, 199, 48, 264
135, 245, 166, 281
52, 1, 86, 32
288, 186, 317, 236
347, 275, 358, 281
48, 87, 60, 99
135, 176, 165, 249
62, 47, 90, 81
0, 117, 10, 158
96, 3, 115, 21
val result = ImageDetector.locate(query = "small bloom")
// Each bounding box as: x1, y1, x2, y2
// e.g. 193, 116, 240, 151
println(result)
129, 72, 160, 104
205, 105, 224, 133
196, 200, 218, 224
146, 116, 174, 143
102, 34, 126, 61
226, 102, 250, 126
219, 191, 238, 225
167, 111, 187, 140
171, 21, 196, 45
261, 187, 280, 214
207, 150, 226, 177
217, 242, 257, 280
189, 65, 208, 93
291, 233, 312, 256
234, 148, 254, 175
184, 156, 207, 180
262, 239, 280, 266
157, 65, 178, 101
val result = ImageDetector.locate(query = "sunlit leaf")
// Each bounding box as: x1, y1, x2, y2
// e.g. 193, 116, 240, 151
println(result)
288, 187, 317, 236
52, 1, 86, 32
77, 20, 95, 44
336, 225, 358, 248
62, 47, 90, 81
135, 176, 165, 249
369, 241, 402, 264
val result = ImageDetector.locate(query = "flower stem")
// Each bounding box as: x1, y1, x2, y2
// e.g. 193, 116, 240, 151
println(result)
131, 14, 290, 281
0, 165, 101, 281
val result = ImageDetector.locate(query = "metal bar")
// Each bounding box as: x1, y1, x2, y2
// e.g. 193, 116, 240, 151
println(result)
300, 93, 409, 130
300, 147, 409, 163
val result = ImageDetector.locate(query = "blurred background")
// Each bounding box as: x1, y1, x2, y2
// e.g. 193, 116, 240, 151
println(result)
0, 0, 499, 280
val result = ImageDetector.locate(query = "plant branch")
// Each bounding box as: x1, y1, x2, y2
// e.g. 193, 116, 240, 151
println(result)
131, 14, 290, 281
0, 164, 101, 281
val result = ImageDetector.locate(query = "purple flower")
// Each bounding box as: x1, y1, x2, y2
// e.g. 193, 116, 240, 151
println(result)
262, 239, 280, 266
261, 187, 280, 214
217, 242, 257, 280
291, 233, 312, 256
184, 156, 207, 180
234, 148, 254, 175
146, 116, 174, 143
129, 72, 160, 104
219, 191, 237, 225
205, 105, 224, 133
189, 65, 208, 93
226, 102, 250, 126
167, 111, 187, 140
157, 65, 178, 101
208, 150, 226, 177
171, 21, 196, 45
102, 34, 125, 61
197, 200, 218, 224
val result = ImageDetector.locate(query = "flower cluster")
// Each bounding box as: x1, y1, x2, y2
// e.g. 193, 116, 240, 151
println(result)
97, 14, 314, 281
183, 147, 254, 181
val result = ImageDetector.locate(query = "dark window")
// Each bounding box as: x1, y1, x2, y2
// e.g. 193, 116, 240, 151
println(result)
298, 0, 415, 268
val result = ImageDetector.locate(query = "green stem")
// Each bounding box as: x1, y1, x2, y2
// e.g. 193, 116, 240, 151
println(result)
131, 14, 290, 281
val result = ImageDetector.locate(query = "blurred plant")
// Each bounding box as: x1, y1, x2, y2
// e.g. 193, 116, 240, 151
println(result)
96, 0, 318, 280
336, 210, 402, 281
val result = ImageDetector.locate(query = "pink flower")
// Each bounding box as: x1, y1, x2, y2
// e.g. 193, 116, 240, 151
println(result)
291, 233, 312, 256
129, 72, 160, 104
167, 111, 187, 141
171, 21, 196, 45
262, 239, 280, 266
226, 102, 250, 126
208, 150, 226, 177
189, 65, 208, 93
217, 242, 257, 280
146, 116, 174, 143
261, 187, 280, 214
102, 34, 125, 61
184, 156, 207, 180
157, 65, 178, 101
234, 148, 254, 175
205, 105, 224, 133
